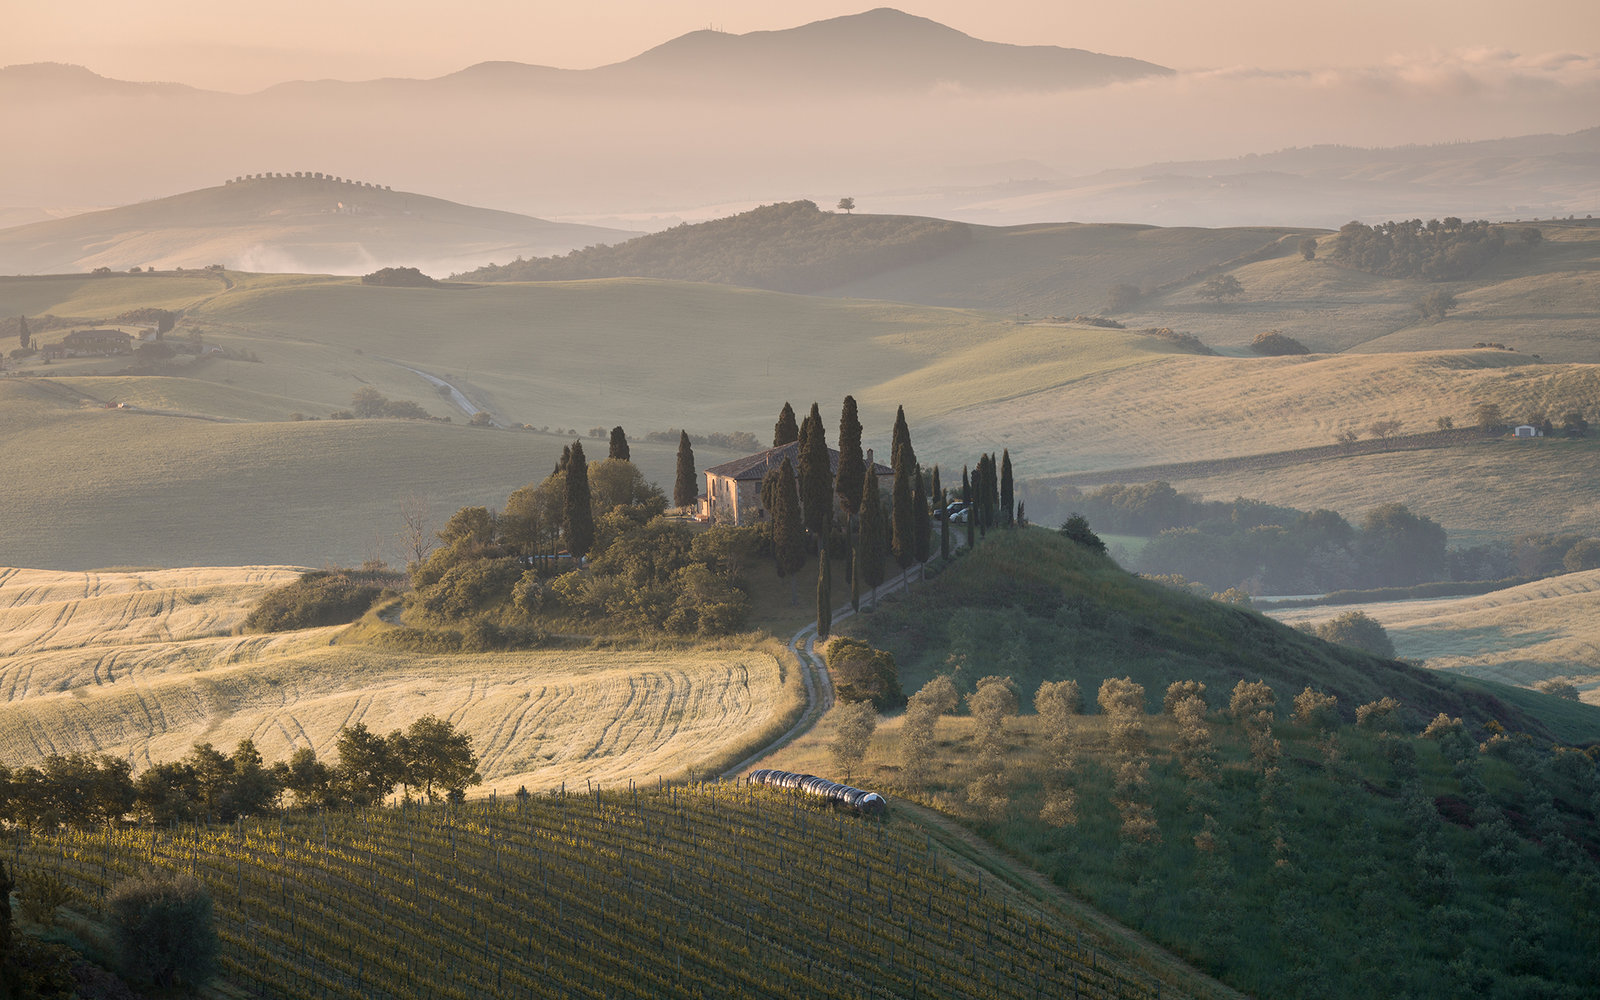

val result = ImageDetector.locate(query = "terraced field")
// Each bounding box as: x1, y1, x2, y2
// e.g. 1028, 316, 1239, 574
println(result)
0, 567, 800, 791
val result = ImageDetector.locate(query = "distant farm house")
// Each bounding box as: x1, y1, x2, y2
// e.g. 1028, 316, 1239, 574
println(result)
56, 328, 133, 357
1514, 425, 1542, 438
703, 442, 889, 526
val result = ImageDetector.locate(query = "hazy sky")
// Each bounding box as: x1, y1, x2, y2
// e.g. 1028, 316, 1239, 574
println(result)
6, 0, 1598, 91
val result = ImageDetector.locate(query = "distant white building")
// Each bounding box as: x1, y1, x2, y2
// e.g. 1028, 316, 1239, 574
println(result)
1514, 425, 1540, 438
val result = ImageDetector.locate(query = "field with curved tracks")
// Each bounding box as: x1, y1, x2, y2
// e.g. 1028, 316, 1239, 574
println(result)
0, 567, 800, 790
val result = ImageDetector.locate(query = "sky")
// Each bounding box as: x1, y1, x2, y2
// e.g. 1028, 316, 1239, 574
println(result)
5, 0, 1599, 92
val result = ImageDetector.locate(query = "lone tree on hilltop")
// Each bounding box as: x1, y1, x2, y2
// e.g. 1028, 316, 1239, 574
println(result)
608, 426, 630, 461
835, 395, 865, 517
837, 197, 855, 214
1299, 237, 1318, 261
673, 431, 697, 510
774, 402, 799, 447
1198, 273, 1244, 303
564, 440, 595, 559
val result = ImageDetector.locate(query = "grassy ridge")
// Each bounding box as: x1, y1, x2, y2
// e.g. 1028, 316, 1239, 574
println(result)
844, 530, 1599, 742
17, 788, 1213, 1000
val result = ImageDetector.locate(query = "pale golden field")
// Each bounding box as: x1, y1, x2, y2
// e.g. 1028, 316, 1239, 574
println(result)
927, 348, 1600, 477
1267, 571, 1600, 703
0, 567, 802, 791
1167, 438, 1600, 545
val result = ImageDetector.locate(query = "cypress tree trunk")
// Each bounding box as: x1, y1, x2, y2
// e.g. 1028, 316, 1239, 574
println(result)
817, 545, 832, 639
1000, 449, 1015, 528
770, 457, 805, 604
851, 525, 862, 613
941, 509, 950, 560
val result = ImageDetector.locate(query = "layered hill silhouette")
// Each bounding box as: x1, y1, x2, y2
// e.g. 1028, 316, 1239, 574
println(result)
3, 10, 1168, 102
0, 175, 638, 275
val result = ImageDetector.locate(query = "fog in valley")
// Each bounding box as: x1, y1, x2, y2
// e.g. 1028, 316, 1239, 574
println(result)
3, 9, 1598, 242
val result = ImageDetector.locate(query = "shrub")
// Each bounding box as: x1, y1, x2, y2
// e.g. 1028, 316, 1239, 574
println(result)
19, 870, 79, 926
1250, 331, 1310, 356
1314, 610, 1395, 658
1356, 696, 1404, 732
1162, 680, 1206, 715
1536, 679, 1580, 701
361, 266, 437, 287
825, 638, 904, 710
108, 873, 218, 989
1292, 687, 1340, 730
1059, 514, 1106, 553
243, 571, 383, 632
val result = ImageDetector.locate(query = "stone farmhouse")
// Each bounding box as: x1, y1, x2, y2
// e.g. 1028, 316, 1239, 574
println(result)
702, 442, 891, 526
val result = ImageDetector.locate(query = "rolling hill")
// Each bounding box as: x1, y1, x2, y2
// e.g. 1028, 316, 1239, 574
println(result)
6, 261, 1600, 568
0, 175, 638, 276
0, 566, 800, 790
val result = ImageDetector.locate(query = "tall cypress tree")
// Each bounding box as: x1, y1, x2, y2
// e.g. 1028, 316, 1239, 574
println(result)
1000, 449, 1015, 528
770, 457, 806, 601
555, 443, 572, 477
673, 431, 697, 510
858, 467, 887, 591
930, 465, 942, 510
17, 315, 29, 350
964, 464, 976, 549
608, 426, 630, 461
835, 395, 865, 517
564, 441, 595, 559
890, 405, 914, 473
816, 544, 833, 639
773, 402, 799, 447
912, 464, 931, 564
891, 454, 915, 579
798, 402, 832, 543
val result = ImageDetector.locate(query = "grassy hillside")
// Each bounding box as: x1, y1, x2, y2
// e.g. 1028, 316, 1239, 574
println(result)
458, 199, 973, 293
1112, 223, 1600, 359
0, 176, 636, 276
844, 529, 1598, 742
5, 261, 1600, 568
1161, 435, 1600, 547
0, 566, 800, 790
1269, 571, 1600, 700
16, 787, 1218, 1000
823, 221, 1310, 317
761, 530, 1600, 1000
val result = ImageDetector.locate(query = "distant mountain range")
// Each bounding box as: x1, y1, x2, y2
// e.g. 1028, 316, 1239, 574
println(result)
0, 9, 1169, 101
0, 177, 638, 275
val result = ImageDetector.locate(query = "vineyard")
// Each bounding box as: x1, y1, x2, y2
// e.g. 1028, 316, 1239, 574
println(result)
14, 782, 1204, 1000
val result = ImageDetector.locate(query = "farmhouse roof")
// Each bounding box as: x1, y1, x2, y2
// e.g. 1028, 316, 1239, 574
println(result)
704, 442, 891, 482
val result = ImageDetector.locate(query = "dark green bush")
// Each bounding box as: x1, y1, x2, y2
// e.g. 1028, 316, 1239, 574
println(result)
108, 873, 217, 990
826, 637, 904, 710
243, 571, 383, 632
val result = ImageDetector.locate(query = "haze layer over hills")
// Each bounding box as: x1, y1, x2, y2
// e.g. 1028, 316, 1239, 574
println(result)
3, 8, 1596, 227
